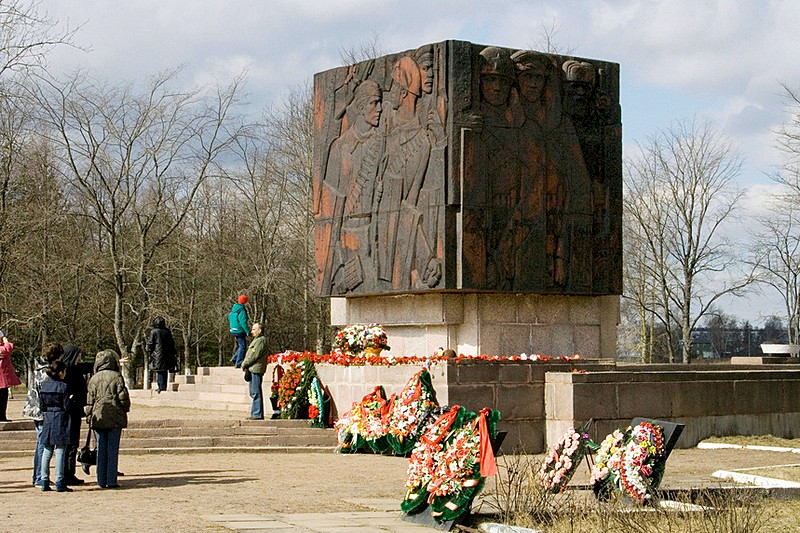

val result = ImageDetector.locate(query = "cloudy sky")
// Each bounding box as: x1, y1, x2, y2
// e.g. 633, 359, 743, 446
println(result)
43, 0, 800, 324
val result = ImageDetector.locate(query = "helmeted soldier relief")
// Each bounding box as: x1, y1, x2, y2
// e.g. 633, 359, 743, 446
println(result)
313, 41, 621, 298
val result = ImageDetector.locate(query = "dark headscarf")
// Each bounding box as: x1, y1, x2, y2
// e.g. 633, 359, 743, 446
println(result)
62, 345, 82, 368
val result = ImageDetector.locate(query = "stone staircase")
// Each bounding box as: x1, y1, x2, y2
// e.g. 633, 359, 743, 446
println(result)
0, 366, 337, 455
0, 418, 337, 456
130, 366, 262, 412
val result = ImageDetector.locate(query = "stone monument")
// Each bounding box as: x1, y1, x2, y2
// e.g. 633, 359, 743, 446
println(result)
314, 40, 621, 357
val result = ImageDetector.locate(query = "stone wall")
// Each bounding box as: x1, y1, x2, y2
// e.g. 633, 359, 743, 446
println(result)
331, 293, 620, 359
306, 359, 615, 453
545, 368, 800, 449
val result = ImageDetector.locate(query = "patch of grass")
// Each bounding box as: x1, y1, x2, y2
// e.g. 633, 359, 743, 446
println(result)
761, 499, 800, 532
477, 452, 780, 532
740, 466, 800, 484
702, 435, 800, 449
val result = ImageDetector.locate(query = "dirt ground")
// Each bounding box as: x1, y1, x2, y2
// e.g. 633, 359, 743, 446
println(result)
3, 397, 800, 532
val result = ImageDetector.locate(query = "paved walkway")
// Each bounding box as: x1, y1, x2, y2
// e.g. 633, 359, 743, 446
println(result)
206, 511, 432, 532
203, 498, 439, 532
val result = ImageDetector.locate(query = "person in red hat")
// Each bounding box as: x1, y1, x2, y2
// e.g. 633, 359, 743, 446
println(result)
228, 294, 250, 368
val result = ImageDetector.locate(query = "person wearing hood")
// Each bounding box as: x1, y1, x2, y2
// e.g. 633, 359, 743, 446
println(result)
23, 342, 63, 487
146, 316, 178, 393
85, 349, 130, 489
61, 345, 93, 485
0, 329, 21, 422
228, 294, 250, 368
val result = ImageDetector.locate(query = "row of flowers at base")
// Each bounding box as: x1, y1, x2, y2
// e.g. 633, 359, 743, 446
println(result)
270, 349, 582, 367
540, 421, 667, 504
335, 368, 439, 455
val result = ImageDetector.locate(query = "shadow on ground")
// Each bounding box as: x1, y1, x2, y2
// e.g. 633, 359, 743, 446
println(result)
106, 468, 257, 489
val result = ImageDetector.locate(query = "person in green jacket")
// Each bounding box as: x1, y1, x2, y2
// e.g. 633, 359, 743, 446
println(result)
241, 323, 268, 420
85, 350, 130, 488
228, 295, 250, 368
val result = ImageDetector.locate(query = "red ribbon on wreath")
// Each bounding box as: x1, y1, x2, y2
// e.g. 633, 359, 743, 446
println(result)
420, 405, 461, 447
477, 408, 498, 477
271, 364, 284, 394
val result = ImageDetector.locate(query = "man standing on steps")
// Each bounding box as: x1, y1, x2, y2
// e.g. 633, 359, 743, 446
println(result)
228, 294, 250, 368
241, 322, 267, 420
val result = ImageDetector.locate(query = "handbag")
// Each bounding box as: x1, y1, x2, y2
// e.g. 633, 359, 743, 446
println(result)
77, 424, 97, 467
244, 369, 252, 382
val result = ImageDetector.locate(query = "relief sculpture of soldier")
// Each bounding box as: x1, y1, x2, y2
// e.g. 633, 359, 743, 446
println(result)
412, 44, 446, 289
375, 55, 436, 290
561, 60, 601, 293
321, 80, 384, 294
468, 46, 525, 290
511, 51, 593, 292
507, 50, 556, 290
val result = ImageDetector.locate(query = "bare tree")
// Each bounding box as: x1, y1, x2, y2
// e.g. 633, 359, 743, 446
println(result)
752, 82, 800, 344
529, 20, 577, 55
36, 69, 245, 383
0, 0, 77, 80
774, 82, 800, 195
624, 118, 753, 363
338, 33, 384, 64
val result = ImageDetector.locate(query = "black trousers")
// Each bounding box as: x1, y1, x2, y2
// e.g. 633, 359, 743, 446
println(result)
0, 387, 8, 420
63, 412, 82, 479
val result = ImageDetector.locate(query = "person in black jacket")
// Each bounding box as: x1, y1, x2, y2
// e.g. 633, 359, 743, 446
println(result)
61, 345, 93, 485
147, 316, 178, 393
39, 360, 72, 492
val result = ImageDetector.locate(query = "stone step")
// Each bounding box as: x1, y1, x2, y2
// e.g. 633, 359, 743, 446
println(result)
0, 432, 336, 452
0, 424, 336, 451
2, 445, 336, 457
194, 375, 258, 386
0, 418, 316, 433
129, 389, 252, 405
198, 366, 244, 377
121, 434, 336, 448
172, 383, 258, 394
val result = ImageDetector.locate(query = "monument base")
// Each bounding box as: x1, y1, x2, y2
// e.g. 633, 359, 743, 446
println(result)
331, 292, 619, 358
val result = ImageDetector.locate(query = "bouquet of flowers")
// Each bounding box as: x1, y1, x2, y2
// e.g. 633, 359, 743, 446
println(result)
590, 428, 626, 492
333, 323, 390, 354
307, 376, 328, 428
334, 409, 364, 453
618, 422, 665, 504
427, 408, 500, 523
277, 356, 317, 419
402, 406, 465, 514
333, 386, 391, 453
540, 425, 594, 493
386, 369, 438, 454
358, 386, 393, 453
590, 422, 665, 504
427, 420, 481, 497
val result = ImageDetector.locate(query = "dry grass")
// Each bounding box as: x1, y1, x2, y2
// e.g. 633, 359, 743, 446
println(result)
702, 435, 800, 449
740, 465, 800, 483
477, 453, 783, 533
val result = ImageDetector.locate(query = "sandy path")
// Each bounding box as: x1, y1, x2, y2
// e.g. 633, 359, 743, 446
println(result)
4, 398, 800, 532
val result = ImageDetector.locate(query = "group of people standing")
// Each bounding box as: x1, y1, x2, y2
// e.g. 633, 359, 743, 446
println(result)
0, 296, 260, 492
228, 295, 269, 420
23, 343, 130, 491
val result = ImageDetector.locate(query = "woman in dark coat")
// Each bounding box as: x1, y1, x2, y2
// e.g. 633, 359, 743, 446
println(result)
39, 360, 72, 492
61, 345, 93, 485
147, 316, 178, 393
